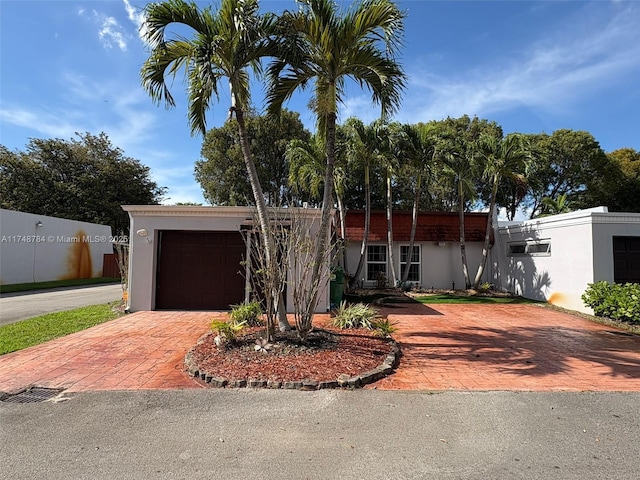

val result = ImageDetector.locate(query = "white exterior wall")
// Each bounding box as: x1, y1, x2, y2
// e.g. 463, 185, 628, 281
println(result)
0, 209, 113, 284
345, 240, 489, 289
494, 207, 640, 314
591, 212, 640, 284
123, 205, 330, 313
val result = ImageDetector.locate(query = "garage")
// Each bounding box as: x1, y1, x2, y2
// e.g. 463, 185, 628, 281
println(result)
123, 205, 330, 314
155, 230, 245, 310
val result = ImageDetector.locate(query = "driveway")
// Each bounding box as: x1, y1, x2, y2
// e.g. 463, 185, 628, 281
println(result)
0, 304, 639, 394
0, 283, 122, 326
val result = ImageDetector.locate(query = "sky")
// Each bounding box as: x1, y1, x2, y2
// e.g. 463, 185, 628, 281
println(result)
1, 0, 639, 205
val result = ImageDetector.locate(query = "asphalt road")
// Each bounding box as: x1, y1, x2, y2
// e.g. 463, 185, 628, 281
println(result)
1, 389, 639, 480
0, 283, 122, 326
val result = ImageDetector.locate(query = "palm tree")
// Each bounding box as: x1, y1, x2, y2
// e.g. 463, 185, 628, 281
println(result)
286, 132, 348, 270
140, 0, 291, 331
472, 133, 529, 289
540, 194, 571, 216
267, 0, 406, 313
438, 130, 476, 289
344, 118, 388, 287
397, 122, 437, 283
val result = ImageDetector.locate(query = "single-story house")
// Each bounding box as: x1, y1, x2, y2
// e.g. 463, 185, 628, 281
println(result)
0, 208, 113, 285
493, 206, 640, 314
343, 210, 493, 289
123, 205, 330, 313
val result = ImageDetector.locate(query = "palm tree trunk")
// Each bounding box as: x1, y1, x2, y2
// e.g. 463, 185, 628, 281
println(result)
306, 111, 337, 319
458, 178, 471, 289
349, 162, 370, 288
336, 193, 347, 272
473, 174, 498, 289
235, 108, 291, 332
402, 173, 421, 283
386, 165, 398, 287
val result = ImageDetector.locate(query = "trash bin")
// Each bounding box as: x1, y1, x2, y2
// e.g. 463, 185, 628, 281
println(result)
330, 267, 345, 308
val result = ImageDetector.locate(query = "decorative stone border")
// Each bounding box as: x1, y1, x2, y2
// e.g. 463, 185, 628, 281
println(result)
184, 332, 401, 390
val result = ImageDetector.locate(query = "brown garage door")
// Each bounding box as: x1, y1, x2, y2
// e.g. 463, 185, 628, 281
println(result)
613, 236, 640, 284
156, 230, 245, 310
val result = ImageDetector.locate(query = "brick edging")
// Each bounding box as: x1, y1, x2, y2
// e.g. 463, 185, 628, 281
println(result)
184, 331, 400, 390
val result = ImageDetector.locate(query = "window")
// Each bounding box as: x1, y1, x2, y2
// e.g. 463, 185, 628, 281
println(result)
400, 245, 421, 282
366, 245, 387, 281
508, 241, 551, 257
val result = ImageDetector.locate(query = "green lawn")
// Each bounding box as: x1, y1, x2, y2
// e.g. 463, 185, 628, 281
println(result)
415, 294, 540, 305
0, 303, 123, 355
0, 277, 120, 294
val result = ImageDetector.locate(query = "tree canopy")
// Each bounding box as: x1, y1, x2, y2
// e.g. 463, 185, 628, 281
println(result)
0, 132, 166, 233
194, 109, 310, 206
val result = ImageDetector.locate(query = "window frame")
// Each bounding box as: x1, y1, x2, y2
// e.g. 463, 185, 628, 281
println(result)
507, 240, 551, 257
399, 244, 421, 283
366, 244, 388, 282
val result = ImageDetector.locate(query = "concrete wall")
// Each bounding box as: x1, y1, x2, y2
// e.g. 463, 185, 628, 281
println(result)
494, 207, 640, 314
0, 209, 114, 285
123, 205, 330, 313
345, 240, 490, 289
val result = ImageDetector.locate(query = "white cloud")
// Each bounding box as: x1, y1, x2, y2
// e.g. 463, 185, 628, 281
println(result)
98, 15, 129, 51
123, 0, 149, 45
346, 4, 640, 125
77, 7, 130, 51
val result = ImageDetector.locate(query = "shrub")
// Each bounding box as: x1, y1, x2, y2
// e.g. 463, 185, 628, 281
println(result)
331, 301, 379, 329
582, 281, 640, 323
371, 318, 397, 337
229, 301, 263, 327
211, 319, 246, 343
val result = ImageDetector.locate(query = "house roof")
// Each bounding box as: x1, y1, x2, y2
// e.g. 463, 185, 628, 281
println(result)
344, 210, 492, 243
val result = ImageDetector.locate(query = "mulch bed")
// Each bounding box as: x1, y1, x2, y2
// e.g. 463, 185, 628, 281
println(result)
187, 326, 395, 385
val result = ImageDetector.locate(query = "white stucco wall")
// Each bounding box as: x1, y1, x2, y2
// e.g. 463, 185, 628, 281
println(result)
123, 205, 330, 313
494, 207, 640, 314
345, 240, 490, 289
0, 209, 113, 284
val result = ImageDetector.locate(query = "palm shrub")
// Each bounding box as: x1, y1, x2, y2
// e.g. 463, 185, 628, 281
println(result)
582, 281, 640, 323
371, 318, 397, 337
230, 301, 263, 327
331, 301, 380, 330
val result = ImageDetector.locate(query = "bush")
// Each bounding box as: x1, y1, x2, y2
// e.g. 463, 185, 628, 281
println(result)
582, 281, 640, 323
371, 318, 397, 337
331, 301, 379, 329
211, 319, 246, 343
229, 301, 263, 327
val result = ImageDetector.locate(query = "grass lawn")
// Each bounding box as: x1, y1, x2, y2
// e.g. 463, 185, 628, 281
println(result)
415, 294, 540, 305
0, 303, 123, 355
0, 277, 120, 294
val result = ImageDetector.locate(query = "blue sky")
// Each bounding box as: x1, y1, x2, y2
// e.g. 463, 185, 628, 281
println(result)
1, 0, 639, 205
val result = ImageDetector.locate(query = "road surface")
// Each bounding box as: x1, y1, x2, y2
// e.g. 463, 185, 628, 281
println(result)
0, 283, 122, 326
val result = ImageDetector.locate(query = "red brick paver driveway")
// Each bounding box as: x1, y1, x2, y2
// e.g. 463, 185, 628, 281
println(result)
370, 302, 640, 391
0, 304, 639, 394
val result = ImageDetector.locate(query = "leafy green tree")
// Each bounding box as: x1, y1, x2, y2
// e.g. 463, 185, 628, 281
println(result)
267, 0, 406, 320
0, 133, 165, 234
140, 0, 291, 331
194, 110, 310, 206
524, 129, 608, 218
580, 148, 640, 213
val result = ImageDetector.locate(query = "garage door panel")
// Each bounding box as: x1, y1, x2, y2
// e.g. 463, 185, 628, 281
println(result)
156, 230, 245, 310
613, 236, 640, 284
